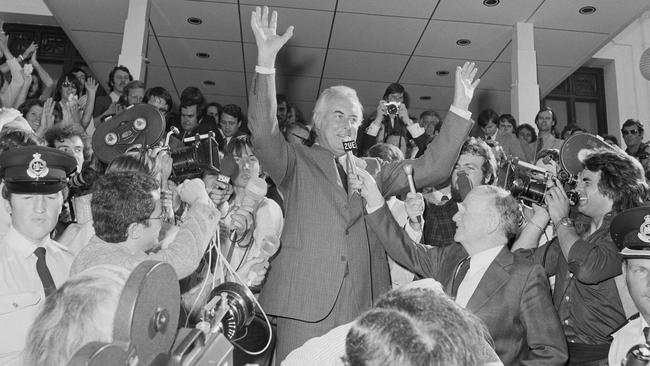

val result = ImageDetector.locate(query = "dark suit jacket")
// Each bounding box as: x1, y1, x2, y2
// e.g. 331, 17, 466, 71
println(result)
366, 205, 568, 366
248, 74, 473, 323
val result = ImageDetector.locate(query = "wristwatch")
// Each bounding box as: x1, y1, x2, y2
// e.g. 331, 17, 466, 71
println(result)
558, 217, 574, 228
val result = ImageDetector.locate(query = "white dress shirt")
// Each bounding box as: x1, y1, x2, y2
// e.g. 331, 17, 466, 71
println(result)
609, 315, 649, 366
455, 245, 504, 308
0, 227, 74, 365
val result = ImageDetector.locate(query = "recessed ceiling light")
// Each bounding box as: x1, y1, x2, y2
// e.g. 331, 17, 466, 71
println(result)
483, 0, 499, 7
187, 17, 203, 25
456, 39, 471, 47
420, 96, 432, 100
578, 6, 596, 15
436, 70, 450, 76
203, 80, 215, 86
195, 52, 210, 58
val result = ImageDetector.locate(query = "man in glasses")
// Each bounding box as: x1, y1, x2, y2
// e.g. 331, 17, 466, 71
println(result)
70, 172, 220, 279
621, 118, 647, 159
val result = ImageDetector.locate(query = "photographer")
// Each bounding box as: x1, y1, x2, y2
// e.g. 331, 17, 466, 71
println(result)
513, 147, 648, 365
356, 83, 425, 156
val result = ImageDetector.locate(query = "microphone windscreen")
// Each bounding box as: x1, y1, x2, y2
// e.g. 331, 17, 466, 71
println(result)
245, 176, 268, 200
220, 154, 238, 178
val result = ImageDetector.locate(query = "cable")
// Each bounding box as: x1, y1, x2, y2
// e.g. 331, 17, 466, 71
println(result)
148, 19, 180, 100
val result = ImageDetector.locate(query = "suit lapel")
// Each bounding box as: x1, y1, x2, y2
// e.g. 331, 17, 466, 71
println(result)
466, 247, 513, 312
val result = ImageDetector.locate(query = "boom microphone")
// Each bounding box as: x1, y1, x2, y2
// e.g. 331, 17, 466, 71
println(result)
403, 164, 422, 224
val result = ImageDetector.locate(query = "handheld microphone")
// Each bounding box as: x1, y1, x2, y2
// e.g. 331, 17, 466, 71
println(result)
229, 177, 268, 242
342, 137, 359, 194
403, 164, 423, 225
217, 154, 238, 185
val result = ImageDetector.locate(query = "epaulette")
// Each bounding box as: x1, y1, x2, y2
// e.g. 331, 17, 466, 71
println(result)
610, 313, 641, 335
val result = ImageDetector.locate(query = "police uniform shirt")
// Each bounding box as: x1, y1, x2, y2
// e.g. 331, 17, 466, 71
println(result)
0, 226, 74, 365
609, 314, 648, 366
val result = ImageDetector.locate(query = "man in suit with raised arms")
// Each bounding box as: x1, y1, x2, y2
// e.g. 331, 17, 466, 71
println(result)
247, 6, 480, 359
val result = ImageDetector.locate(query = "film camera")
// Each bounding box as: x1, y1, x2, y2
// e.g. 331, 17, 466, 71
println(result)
68, 261, 273, 366
501, 133, 613, 206
92, 104, 222, 182
385, 101, 400, 115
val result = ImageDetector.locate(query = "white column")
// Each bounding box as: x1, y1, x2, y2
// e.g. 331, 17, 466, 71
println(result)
117, 0, 151, 81
510, 22, 540, 129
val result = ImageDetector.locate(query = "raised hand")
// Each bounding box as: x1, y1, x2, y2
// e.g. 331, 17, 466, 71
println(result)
22, 42, 37, 60
404, 192, 424, 222
30, 47, 39, 65
452, 61, 480, 111
85, 77, 99, 94
398, 103, 411, 124
40, 98, 55, 133
250, 6, 294, 67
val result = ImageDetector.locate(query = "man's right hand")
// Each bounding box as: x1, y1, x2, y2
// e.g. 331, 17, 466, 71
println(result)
251, 6, 294, 68
452, 61, 480, 112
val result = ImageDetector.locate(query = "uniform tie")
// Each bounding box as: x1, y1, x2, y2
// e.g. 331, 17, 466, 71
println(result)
450, 256, 470, 299
34, 247, 56, 297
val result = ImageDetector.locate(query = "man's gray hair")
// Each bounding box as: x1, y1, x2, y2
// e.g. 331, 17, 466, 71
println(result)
311, 85, 363, 131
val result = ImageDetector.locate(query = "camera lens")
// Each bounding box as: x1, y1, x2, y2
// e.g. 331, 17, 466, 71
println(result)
386, 104, 398, 115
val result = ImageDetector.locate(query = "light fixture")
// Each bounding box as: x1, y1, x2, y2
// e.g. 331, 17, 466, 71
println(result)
187, 17, 203, 25
456, 39, 471, 47
436, 70, 449, 76
196, 52, 210, 58
483, 0, 499, 7
203, 80, 215, 86
419, 96, 432, 100
578, 6, 596, 15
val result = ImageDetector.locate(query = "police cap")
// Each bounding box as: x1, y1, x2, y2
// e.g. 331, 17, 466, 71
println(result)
0, 146, 77, 194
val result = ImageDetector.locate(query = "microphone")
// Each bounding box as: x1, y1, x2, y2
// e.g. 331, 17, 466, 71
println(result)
217, 154, 238, 185
403, 164, 423, 225
342, 137, 358, 177
229, 176, 268, 241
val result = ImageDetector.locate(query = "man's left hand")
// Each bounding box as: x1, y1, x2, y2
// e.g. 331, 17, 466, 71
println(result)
545, 178, 570, 224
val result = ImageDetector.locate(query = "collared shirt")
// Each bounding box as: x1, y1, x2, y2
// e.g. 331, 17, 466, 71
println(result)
455, 245, 504, 308
521, 211, 625, 346
609, 314, 649, 366
0, 227, 73, 365
109, 91, 121, 103
423, 199, 459, 247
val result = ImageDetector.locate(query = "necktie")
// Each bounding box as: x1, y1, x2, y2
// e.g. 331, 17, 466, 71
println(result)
450, 256, 470, 299
335, 159, 348, 193
644, 327, 650, 343
34, 247, 56, 297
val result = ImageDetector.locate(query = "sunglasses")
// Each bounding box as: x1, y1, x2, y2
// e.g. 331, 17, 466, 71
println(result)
61, 81, 76, 89
638, 153, 650, 160
622, 130, 639, 136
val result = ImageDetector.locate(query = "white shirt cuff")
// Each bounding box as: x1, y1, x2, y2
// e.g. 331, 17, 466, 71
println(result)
406, 123, 425, 138
366, 201, 384, 214
365, 123, 380, 137
449, 105, 472, 120
404, 220, 423, 241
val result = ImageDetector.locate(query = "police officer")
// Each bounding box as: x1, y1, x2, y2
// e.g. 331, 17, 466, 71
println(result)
0, 146, 77, 365
609, 206, 650, 365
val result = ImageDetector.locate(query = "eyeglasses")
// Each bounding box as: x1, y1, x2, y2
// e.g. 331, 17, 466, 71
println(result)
638, 153, 650, 160
62, 81, 74, 88
622, 130, 639, 136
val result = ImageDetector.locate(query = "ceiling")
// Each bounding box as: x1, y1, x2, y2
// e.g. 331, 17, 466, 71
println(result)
38, 0, 650, 119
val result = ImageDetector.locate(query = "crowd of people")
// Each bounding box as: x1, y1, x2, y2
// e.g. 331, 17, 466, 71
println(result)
2, 6, 650, 366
